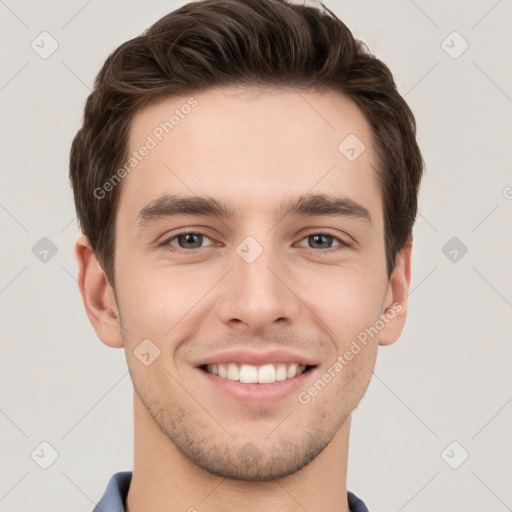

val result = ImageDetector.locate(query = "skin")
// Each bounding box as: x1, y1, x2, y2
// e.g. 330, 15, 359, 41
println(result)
76, 86, 412, 512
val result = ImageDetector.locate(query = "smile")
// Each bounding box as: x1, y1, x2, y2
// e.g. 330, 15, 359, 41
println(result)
201, 362, 314, 384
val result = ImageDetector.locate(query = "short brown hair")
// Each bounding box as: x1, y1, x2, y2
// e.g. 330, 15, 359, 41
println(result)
69, 0, 424, 285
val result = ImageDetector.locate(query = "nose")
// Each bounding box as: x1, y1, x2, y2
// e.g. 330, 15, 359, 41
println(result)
216, 244, 301, 334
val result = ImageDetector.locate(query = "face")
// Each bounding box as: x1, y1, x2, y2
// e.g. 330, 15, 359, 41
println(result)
101, 86, 408, 480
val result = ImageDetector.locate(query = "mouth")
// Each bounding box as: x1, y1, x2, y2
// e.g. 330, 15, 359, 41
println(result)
196, 362, 318, 404
199, 362, 316, 384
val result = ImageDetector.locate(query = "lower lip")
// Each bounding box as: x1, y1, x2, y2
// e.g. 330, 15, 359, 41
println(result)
196, 366, 317, 404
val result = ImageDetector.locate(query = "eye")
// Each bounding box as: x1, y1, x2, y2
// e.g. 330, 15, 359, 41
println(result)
296, 232, 350, 253
162, 231, 215, 251
159, 230, 351, 254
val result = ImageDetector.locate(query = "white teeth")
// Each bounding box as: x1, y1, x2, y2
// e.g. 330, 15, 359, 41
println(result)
240, 364, 258, 383
257, 364, 275, 383
287, 363, 298, 379
205, 362, 308, 383
207, 364, 219, 376
226, 363, 239, 381
275, 364, 288, 381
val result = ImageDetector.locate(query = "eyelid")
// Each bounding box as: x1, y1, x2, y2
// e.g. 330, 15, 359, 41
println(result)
159, 228, 353, 253
305, 228, 355, 245
295, 230, 352, 249
161, 230, 217, 249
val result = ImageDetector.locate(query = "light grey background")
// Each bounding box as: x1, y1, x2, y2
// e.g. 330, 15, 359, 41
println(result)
1, 1, 511, 511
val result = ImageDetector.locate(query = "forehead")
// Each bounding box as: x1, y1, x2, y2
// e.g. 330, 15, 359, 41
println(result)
119, 86, 381, 227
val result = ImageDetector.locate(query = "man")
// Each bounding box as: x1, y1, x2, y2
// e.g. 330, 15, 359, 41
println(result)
69, 0, 423, 510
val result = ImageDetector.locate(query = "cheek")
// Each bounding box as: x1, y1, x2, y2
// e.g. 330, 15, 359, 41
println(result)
115, 231, 387, 346
297, 265, 386, 346
115, 259, 213, 342
114, 264, 165, 334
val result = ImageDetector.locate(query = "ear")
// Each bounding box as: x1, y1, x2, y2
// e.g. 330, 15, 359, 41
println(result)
75, 234, 124, 348
378, 237, 413, 347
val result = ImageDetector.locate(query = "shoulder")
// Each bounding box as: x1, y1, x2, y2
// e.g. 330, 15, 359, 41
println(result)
348, 490, 369, 512
92, 471, 133, 512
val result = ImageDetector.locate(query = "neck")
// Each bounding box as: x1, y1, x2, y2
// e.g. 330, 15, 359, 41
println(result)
126, 392, 352, 512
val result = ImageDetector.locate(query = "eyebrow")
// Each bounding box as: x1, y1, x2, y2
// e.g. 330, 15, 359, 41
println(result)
136, 193, 372, 228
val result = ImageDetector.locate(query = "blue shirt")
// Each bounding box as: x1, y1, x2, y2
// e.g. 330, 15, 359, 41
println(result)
92, 471, 369, 511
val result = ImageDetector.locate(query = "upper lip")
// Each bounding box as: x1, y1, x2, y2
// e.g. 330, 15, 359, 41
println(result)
194, 348, 319, 367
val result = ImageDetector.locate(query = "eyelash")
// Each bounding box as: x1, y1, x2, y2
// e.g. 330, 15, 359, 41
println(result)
159, 230, 351, 254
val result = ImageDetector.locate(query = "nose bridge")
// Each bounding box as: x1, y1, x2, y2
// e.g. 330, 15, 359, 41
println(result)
217, 235, 300, 330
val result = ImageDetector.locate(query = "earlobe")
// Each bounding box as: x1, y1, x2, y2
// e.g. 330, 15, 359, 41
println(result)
75, 234, 124, 349
378, 238, 413, 347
